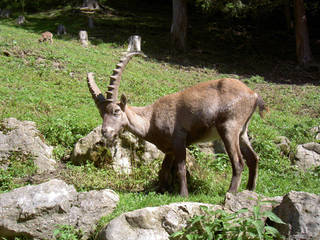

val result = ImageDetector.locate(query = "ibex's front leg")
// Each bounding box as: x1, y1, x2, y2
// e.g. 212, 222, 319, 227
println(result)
158, 154, 174, 193
173, 135, 188, 197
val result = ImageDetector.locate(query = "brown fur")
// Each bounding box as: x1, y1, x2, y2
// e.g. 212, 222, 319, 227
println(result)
38, 31, 53, 44
87, 53, 267, 197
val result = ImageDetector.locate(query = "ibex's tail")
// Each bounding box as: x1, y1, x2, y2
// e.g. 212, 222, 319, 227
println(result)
257, 95, 268, 118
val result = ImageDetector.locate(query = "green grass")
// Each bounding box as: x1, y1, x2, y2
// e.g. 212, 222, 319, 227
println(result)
0, 4, 320, 239
0, 152, 37, 193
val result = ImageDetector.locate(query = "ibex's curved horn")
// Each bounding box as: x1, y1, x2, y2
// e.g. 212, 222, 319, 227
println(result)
107, 51, 145, 102
87, 72, 106, 109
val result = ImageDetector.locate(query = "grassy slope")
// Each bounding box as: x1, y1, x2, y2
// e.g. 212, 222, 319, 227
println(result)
0, 4, 319, 236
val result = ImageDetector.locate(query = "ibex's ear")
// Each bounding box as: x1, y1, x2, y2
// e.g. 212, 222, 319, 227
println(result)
120, 94, 127, 110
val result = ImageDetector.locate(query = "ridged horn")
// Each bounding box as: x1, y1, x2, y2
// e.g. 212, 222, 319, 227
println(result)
87, 72, 106, 109
106, 51, 145, 102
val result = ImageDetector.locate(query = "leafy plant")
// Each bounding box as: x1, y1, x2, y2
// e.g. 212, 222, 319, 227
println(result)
211, 153, 229, 172
53, 225, 83, 240
171, 201, 285, 240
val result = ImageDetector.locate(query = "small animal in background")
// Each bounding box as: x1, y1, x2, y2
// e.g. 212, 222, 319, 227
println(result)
38, 31, 53, 44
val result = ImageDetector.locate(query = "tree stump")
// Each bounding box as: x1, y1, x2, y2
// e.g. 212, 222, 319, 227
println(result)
57, 24, 67, 35
17, 16, 25, 25
0, 9, 10, 18
79, 30, 89, 47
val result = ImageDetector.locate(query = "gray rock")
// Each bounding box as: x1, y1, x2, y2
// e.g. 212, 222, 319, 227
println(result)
273, 191, 320, 240
0, 179, 119, 240
275, 136, 291, 156
196, 140, 225, 156
0, 118, 56, 173
97, 202, 221, 240
71, 126, 164, 174
294, 142, 320, 170
224, 190, 283, 215
311, 126, 320, 140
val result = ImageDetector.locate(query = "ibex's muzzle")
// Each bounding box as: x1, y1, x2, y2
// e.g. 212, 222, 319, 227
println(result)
101, 126, 117, 142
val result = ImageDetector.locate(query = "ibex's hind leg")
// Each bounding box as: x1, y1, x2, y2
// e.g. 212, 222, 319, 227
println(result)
158, 154, 174, 193
218, 124, 244, 193
240, 129, 259, 191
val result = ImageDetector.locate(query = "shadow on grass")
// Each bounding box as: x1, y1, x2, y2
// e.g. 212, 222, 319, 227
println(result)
6, 0, 320, 85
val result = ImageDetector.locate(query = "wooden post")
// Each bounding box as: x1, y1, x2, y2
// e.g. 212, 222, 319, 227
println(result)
127, 35, 141, 52
79, 30, 89, 47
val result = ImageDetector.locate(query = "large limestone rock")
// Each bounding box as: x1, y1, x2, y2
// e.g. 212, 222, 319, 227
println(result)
0, 179, 119, 240
71, 126, 224, 175
97, 202, 221, 240
0, 118, 56, 173
71, 126, 164, 174
273, 191, 320, 240
224, 190, 283, 216
294, 142, 320, 170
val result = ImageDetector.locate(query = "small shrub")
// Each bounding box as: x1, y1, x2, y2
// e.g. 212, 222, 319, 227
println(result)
171, 201, 285, 240
42, 117, 89, 148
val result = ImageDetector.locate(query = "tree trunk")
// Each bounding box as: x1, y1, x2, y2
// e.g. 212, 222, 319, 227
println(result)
170, 0, 187, 52
283, 0, 293, 31
294, 0, 312, 65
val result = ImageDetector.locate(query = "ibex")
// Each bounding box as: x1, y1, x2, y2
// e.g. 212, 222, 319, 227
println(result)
87, 52, 267, 197
38, 31, 53, 44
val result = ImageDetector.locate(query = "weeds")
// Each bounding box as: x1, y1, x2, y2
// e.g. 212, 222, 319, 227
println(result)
53, 225, 83, 240
171, 201, 285, 240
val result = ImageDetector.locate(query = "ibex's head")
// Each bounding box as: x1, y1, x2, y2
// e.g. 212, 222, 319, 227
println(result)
87, 52, 143, 142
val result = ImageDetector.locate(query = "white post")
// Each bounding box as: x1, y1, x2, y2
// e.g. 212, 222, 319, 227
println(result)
127, 35, 142, 52
79, 30, 89, 47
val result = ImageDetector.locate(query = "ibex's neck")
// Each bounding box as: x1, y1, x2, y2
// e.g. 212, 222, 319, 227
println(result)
125, 105, 153, 138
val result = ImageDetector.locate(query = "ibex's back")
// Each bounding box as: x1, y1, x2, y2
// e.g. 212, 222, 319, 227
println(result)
147, 78, 261, 152
87, 52, 267, 197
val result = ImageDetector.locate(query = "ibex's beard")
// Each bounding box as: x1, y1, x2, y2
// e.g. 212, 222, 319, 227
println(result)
101, 134, 117, 147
